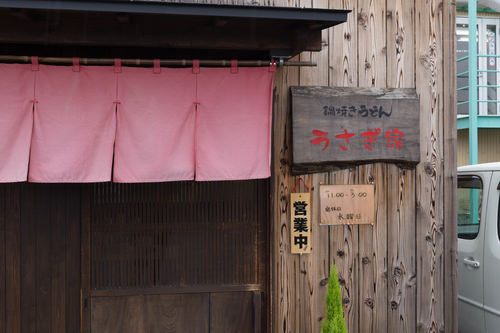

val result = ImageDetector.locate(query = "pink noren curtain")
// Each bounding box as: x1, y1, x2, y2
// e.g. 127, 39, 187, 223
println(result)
195, 67, 274, 181
0, 63, 274, 183
29, 65, 117, 182
114, 67, 196, 182
0, 64, 34, 182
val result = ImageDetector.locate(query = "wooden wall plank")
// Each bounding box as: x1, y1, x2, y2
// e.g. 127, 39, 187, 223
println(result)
92, 294, 210, 333
328, 3, 356, 333
329, 168, 358, 333
329, 0, 357, 87
356, 1, 388, 331
443, 1, 457, 332
387, 0, 415, 90
327, 1, 359, 332
387, 166, 416, 332
358, 163, 388, 333
296, 9, 314, 323
147, 294, 209, 333
311, 171, 331, 331
358, 0, 386, 87
296, 173, 312, 333
66, 185, 81, 333
0, 186, 5, 333
270, 0, 300, 329
5, 184, 20, 333
91, 296, 145, 333
20, 185, 37, 333
386, 1, 417, 332
374, 164, 389, 333
271, 64, 299, 333
51, 186, 67, 333
299, 0, 329, 87
36, 185, 52, 333
81, 185, 91, 333
296, 1, 330, 332
210, 292, 253, 333
415, 0, 445, 331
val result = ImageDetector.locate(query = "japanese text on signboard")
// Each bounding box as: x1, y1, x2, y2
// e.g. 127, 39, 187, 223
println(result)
311, 127, 404, 152
320, 185, 375, 226
291, 193, 311, 254
291, 87, 419, 166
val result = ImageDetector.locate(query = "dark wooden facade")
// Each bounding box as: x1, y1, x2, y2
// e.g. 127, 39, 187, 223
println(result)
0, 181, 269, 333
0, 184, 81, 333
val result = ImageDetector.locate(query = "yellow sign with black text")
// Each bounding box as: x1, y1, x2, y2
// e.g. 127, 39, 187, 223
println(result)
290, 192, 311, 254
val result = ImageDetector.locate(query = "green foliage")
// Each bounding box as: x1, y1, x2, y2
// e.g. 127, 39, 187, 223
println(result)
321, 263, 348, 333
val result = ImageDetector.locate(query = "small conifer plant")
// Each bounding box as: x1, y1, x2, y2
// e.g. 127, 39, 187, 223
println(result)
321, 263, 348, 333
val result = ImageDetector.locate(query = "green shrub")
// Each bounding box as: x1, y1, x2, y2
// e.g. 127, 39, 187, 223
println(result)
321, 263, 347, 333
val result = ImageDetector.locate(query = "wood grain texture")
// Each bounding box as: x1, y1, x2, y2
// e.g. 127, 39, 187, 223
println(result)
5, 185, 20, 333
358, 163, 388, 333
387, 0, 415, 89
210, 292, 254, 333
296, 1, 331, 330
91, 294, 210, 333
387, 166, 416, 333
328, 2, 359, 332
51, 187, 67, 333
329, 0, 357, 87
0, 186, 5, 333
386, 1, 417, 332
358, 0, 386, 87
87, 181, 268, 289
81, 185, 91, 333
329, 168, 358, 333
66, 186, 82, 333
272, 64, 299, 333
443, 1, 457, 332
20, 186, 37, 333
0, 185, 83, 333
415, 0, 445, 331
356, 3, 388, 332
291, 86, 420, 165
272, 0, 453, 331
36, 186, 52, 333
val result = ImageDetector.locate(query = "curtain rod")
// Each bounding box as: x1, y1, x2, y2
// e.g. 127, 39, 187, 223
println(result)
0, 55, 316, 67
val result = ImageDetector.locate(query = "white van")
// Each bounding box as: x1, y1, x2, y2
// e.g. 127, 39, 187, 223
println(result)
458, 162, 500, 332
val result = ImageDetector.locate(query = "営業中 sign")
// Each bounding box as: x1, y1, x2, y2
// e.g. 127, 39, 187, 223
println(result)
290, 192, 311, 254
291, 86, 420, 166
320, 184, 375, 226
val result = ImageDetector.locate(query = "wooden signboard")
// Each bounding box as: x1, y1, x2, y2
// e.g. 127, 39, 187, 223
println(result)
291, 87, 420, 167
320, 185, 375, 226
290, 193, 311, 254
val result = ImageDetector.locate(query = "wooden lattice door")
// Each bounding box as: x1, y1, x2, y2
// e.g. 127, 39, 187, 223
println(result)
81, 180, 269, 333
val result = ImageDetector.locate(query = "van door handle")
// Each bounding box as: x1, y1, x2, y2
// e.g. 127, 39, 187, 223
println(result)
464, 258, 481, 268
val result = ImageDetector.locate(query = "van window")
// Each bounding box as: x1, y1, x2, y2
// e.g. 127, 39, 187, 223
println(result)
458, 176, 483, 239
498, 182, 500, 242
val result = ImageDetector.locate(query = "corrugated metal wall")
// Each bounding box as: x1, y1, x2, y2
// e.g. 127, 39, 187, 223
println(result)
458, 129, 500, 166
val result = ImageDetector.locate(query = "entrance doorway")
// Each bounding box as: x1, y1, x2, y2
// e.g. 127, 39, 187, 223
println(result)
0, 180, 269, 333
82, 180, 270, 333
